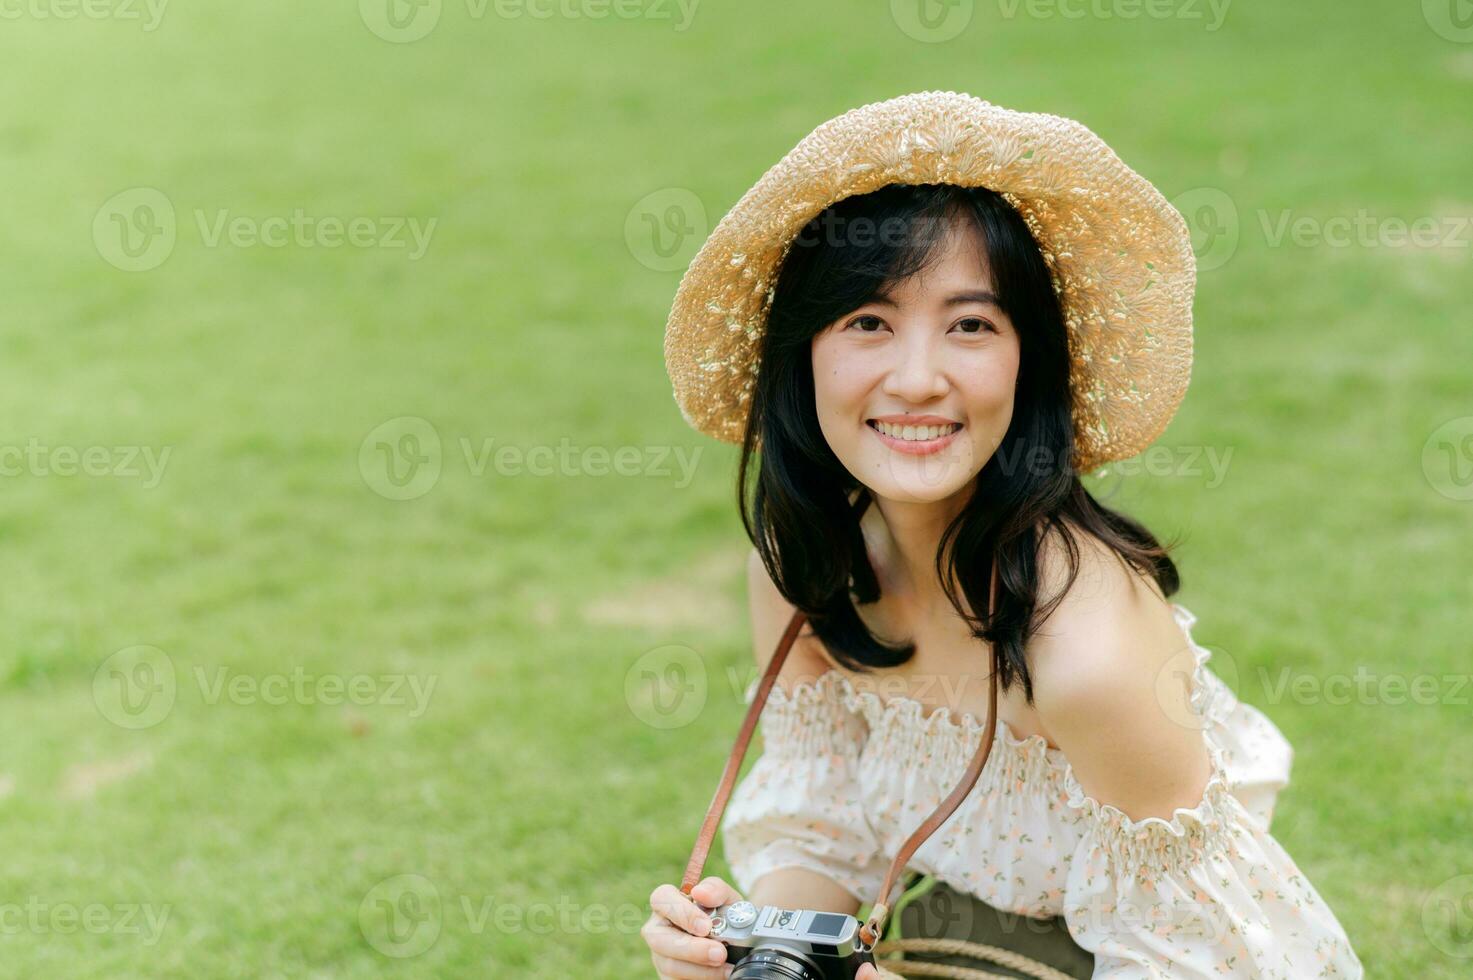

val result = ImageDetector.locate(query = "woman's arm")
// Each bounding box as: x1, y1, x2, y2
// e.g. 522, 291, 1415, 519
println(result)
1028, 528, 1215, 821
1029, 528, 1363, 977
748, 867, 862, 915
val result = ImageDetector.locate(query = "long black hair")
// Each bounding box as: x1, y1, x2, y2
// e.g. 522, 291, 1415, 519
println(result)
737, 183, 1180, 705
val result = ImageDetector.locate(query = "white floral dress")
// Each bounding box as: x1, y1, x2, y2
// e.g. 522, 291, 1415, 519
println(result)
721, 604, 1364, 978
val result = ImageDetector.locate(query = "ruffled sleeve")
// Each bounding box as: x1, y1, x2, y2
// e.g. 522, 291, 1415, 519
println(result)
720, 674, 889, 905
1059, 613, 1364, 979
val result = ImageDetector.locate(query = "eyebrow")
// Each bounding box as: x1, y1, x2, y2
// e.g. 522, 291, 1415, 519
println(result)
869, 288, 1001, 309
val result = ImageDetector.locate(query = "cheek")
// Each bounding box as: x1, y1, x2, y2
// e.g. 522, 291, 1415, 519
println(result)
810, 339, 870, 415
981, 360, 1019, 407
961, 345, 1020, 413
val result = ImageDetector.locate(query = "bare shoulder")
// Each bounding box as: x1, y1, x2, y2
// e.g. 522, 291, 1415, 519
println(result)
1028, 520, 1214, 821
746, 547, 834, 690
1029, 518, 1178, 675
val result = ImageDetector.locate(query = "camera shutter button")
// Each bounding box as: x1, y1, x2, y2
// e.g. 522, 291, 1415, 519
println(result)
725, 901, 757, 929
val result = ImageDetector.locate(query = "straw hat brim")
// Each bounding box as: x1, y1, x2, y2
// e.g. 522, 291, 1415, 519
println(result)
663, 90, 1196, 474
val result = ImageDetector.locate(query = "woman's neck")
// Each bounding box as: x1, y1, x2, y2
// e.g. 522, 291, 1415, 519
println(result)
858, 484, 974, 604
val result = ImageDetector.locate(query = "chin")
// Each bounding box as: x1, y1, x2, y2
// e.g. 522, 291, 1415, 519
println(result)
870, 482, 968, 505
862, 454, 981, 504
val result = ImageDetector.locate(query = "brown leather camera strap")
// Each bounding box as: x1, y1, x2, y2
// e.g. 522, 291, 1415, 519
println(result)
681, 557, 1002, 951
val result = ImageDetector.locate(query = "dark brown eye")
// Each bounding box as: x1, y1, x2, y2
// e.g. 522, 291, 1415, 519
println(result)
846, 315, 887, 333
952, 317, 996, 335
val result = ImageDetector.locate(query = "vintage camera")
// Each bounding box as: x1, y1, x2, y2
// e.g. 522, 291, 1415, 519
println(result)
707, 899, 876, 979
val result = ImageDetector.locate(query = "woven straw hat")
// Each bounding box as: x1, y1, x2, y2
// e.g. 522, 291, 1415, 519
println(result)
663, 90, 1196, 474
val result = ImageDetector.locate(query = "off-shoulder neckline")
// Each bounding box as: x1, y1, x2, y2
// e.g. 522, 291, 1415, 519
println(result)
750, 602, 1243, 844
758, 602, 1203, 755
764, 665, 1065, 755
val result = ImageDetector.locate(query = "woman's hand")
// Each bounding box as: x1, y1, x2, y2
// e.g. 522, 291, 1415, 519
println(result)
642, 875, 886, 979
643, 876, 740, 979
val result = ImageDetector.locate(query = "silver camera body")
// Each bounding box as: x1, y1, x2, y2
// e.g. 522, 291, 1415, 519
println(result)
709, 899, 876, 980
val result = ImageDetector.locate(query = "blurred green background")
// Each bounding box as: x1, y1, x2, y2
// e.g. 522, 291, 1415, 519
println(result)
0, 0, 1469, 976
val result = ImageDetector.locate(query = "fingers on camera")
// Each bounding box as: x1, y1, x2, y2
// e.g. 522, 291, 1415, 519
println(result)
649, 883, 711, 936
652, 951, 733, 979
694, 875, 736, 907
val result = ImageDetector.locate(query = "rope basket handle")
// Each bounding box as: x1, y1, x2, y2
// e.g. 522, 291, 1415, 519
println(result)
871, 937, 1079, 980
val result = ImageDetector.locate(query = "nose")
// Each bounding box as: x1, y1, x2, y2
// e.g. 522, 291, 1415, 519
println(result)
880, 330, 949, 403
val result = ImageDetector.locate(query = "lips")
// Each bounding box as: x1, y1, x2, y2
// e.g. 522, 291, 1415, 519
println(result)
866, 419, 963, 456
870, 420, 961, 441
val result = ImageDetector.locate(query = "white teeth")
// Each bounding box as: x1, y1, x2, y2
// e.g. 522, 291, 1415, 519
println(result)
874, 421, 960, 441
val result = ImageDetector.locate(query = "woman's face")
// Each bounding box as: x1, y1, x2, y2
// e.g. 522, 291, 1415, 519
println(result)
810, 216, 1021, 504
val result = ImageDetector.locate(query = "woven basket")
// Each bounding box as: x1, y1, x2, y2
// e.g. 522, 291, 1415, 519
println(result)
872, 937, 1077, 980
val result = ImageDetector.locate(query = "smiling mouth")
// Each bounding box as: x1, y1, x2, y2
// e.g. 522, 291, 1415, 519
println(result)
866, 419, 963, 442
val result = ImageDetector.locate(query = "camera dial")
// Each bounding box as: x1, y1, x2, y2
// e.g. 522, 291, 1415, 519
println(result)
725, 901, 758, 929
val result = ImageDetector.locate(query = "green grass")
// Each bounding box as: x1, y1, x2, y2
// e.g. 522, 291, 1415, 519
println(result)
0, 0, 1469, 976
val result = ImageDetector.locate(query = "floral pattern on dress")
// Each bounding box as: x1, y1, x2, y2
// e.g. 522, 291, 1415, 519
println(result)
720, 604, 1363, 979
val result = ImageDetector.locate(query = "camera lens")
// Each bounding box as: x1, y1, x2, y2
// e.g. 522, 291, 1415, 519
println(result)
730, 944, 823, 980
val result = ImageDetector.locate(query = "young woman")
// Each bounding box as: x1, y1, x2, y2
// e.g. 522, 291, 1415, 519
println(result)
643, 93, 1362, 979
